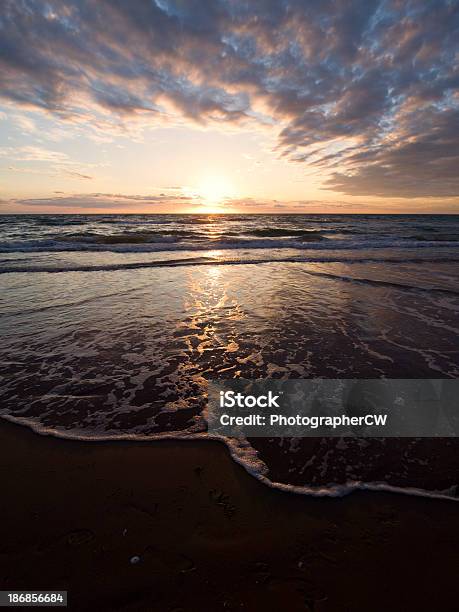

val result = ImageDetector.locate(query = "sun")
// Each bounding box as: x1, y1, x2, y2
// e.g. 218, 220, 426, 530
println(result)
197, 176, 235, 210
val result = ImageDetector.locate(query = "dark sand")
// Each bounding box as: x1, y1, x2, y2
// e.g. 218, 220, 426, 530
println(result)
0, 420, 458, 611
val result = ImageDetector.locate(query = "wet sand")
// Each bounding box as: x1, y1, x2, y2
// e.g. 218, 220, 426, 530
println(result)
0, 419, 458, 611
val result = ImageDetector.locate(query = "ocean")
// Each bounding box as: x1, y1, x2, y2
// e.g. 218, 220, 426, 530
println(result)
1, 214, 458, 499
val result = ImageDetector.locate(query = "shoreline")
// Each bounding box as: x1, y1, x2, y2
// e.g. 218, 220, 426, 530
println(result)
2, 414, 458, 503
1, 418, 458, 611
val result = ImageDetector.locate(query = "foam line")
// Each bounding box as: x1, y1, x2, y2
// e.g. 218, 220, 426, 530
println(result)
1, 414, 457, 503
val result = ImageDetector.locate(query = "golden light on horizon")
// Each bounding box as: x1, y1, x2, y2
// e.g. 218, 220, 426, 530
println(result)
197, 176, 236, 212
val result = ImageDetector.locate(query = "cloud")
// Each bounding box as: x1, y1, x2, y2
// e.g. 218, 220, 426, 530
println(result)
1, 144, 103, 180
62, 170, 93, 180
5, 164, 94, 181
12, 192, 193, 209
12, 113, 37, 132
0, 1, 458, 198
0, 145, 70, 162
5, 191, 457, 213
326, 107, 459, 197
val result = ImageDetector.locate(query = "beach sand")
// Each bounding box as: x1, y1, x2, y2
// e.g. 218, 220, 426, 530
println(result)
0, 419, 458, 611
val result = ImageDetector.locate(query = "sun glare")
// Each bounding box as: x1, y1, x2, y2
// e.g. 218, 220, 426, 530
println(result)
198, 176, 235, 209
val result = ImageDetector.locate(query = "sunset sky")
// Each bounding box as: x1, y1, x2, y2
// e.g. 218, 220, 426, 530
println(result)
1, 0, 458, 214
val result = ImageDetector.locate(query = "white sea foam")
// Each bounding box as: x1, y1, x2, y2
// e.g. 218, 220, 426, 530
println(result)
1, 413, 458, 502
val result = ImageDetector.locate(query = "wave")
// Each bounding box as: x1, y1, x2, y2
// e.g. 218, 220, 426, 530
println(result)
58, 230, 204, 244
1, 413, 458, 502
248, 228, 325, 238
1, 236, 459, 254
298, 269, 459, 296
3, 255, 459, 276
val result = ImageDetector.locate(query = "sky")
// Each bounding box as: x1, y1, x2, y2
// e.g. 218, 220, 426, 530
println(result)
0, 0, 458, 214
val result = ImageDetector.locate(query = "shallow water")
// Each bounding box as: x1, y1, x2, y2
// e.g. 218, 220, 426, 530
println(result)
1, 214, 459, 498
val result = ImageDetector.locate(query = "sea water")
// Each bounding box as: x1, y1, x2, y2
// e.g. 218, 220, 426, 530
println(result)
1, 214, 458, 499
